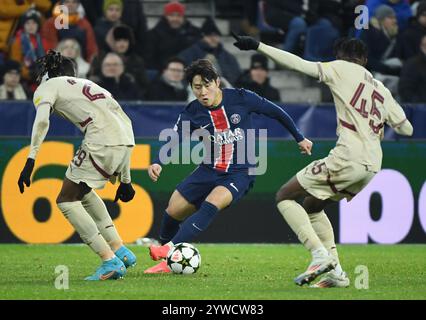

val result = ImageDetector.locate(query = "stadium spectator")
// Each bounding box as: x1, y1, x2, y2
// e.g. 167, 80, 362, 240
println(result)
361, 0, 412, 35
179, 18, 241, 85
79, 0, 103, 26
41, 0, 98, 62
9, 9, 47, 89
56, 38, 89, 78
0, 60, 29, 100
145, 57, 188, 102
121, 0, 148, 56
236, 54, 280, 102
263, 0, 318, 54
90, 25, 148, 92
144, 1, 201, 70
94, 0, 123, 52
360, 4, 402, 93
399, 34, 426, 102
0, 0, 51, 57
396, 0, 426, 60
97, 52, 140, 100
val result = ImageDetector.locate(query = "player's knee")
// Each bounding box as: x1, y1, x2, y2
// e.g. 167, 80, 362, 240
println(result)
275, 188, 289, 204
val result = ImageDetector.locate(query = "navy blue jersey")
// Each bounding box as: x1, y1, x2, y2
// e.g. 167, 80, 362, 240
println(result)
155, 88, 304, 173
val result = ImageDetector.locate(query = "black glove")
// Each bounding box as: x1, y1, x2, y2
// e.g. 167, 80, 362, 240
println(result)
231, 31, 259, 51
114, 182, 135, 203
18, 158, 35, 194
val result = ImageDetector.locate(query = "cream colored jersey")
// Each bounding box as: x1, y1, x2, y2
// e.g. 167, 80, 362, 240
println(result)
317, 60, 408, 172
33, 76, 135, 146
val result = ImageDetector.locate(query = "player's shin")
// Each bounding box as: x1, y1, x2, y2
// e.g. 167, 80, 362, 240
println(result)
171, 201, 218, 244
309, 211, 343, 274
277, 200, 327, 255
159, 210, 182, 245
57, 201, 114, 260
82, 191, 123, 251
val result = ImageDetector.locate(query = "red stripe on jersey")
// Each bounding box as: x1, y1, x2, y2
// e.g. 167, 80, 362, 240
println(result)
209, 107, 233, 172
339, 119, 357, 132
350, 83, 365, 107
79, 117, 93, 127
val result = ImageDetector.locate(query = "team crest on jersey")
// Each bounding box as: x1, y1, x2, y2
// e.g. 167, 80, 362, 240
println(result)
230, 113, 241, 124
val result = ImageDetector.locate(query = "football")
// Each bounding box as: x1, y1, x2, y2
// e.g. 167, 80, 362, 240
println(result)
166, 242, 201, 274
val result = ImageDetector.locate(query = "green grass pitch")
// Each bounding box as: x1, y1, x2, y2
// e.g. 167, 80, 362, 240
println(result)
1, 244, 425, 300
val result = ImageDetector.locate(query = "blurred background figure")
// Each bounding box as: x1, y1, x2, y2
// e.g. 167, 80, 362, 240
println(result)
179, 17, 241, 85
236, 53, 280, 102
94, 0, 123, 52
397, 0, 426, 60
361, 4, 402, 94
42, 0, 98, 62
0, 60, 29, 100
0, 0, 50, 61
89, 25, 148, 93
399, 34, 426, 102
56, 38, 89, 78
9, 9, 47, 91
97, 52, 140, 100
144, 1, 201, 71
145, 57, 188, 102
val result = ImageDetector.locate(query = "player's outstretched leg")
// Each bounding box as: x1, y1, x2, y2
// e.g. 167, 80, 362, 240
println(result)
57, 179, 126, 280
82, 190, 136, 267
276, 177, 336, 286
303, 197, 349, 288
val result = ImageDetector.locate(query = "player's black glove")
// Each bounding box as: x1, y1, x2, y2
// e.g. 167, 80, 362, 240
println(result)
114, 182, 135, 203
231, 31, 260, 51
18, 158, 35, 194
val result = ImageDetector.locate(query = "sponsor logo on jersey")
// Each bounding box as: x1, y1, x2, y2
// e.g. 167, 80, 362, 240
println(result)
208, 128, 244, 145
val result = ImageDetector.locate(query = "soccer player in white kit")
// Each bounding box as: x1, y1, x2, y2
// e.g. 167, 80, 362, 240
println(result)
233, 35, 414, 287
17, 51, 137, 280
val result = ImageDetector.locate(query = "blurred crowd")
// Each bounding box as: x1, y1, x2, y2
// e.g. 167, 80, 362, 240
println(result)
0, 0, 425, 104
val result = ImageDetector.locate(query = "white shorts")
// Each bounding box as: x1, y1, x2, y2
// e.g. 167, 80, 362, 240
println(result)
65, 142, 132, 189
296, 155, 376, 201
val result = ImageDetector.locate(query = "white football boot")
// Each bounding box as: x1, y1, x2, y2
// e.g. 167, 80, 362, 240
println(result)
294, 250, 337, 286
310, 270, 350, 288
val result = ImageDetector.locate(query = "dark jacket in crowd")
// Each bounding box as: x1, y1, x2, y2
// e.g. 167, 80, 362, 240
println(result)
122, 0, 148, 56
360, 25, 400, 75
179, 40, 241, 85
264, 0, 319, 31
144, 17, 201, 70
145, 76, 188, 102
399, 53, 426, 103
397, 20, 426, 60
94, 18, 116, 52
97, 73, 140, 100
235, 71, 280, 102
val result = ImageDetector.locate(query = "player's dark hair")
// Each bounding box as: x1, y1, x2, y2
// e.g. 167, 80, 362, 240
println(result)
185, 59, 219, 85
35, 50, 76, 84
333, 38, 368, 65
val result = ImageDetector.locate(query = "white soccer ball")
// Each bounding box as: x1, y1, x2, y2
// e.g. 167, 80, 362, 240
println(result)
166, 242, 201, 274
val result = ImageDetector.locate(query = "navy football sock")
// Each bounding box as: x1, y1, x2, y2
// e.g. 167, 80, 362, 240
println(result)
159, 211, 181, 245
171, 201, 219, 244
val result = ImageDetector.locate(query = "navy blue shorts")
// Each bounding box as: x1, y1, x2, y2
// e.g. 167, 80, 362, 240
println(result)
176, 165, 256, 208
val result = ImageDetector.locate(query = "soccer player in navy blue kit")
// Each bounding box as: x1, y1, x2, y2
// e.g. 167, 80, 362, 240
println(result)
145, 59, 312, 273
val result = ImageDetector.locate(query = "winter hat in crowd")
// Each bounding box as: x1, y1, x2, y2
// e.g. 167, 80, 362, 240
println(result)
21, 9, 42, 29
103, 0, 123, 13
417, 1, 426, 17
113, 25, 135, 44
201, 17, 222, 36
250, 54, 268, 71
375, 5, 396, 21
1, 60, 21, 77
164, 1, 185, 16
